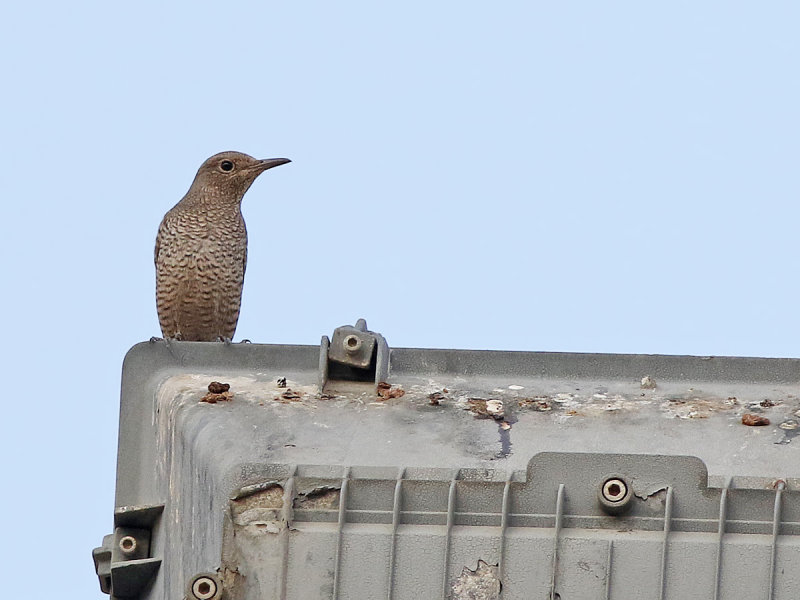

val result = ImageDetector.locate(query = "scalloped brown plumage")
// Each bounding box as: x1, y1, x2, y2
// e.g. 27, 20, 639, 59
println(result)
155, 151, 290, 341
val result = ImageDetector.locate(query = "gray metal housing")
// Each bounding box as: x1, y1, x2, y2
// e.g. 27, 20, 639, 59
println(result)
97, 340, 800, 599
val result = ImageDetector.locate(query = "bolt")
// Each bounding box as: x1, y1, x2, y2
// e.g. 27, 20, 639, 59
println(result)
602, 478, 627, 502
191, 576, 217, 600
118, 535, 137, 556
598, 475, 633, 515
343, 334, 362, 354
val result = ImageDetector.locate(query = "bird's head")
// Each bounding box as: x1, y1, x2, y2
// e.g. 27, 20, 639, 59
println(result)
190, 151, 291, 202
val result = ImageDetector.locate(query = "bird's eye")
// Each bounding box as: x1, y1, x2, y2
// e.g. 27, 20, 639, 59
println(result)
220, 160, 234, 172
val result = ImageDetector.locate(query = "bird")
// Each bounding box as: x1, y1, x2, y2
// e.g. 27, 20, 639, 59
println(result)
155, 151, 290, 342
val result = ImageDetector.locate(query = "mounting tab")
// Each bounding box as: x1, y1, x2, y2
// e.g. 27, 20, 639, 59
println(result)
92, 504, 164, 598
319, 318, 389, 393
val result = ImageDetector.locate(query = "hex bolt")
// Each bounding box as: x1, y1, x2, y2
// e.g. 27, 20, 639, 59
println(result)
343, 334, 362, 354
191, 576, 218, 600
118, 535, 137, 556
602, 478, 627, 503
597, 476, 633, 515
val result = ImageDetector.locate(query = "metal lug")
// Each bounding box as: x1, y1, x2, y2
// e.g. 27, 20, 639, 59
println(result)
92, 504, 164, 598
320, 318, 389, 393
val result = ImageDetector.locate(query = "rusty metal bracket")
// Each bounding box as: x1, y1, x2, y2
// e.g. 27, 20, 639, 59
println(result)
319, 319, 389, 393
92, 504, 164, 598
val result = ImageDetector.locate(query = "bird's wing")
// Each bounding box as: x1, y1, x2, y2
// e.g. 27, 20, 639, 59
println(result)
154, 216, 175, 266
154, 216, 168, 266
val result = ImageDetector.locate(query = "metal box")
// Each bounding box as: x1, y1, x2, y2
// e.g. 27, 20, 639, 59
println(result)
94, 325, 800, 599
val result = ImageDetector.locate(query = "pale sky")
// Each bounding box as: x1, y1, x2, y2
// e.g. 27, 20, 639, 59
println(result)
2, 2, 799, 597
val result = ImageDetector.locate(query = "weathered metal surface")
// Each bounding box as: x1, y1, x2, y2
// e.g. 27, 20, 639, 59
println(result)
98, 342, 800, 599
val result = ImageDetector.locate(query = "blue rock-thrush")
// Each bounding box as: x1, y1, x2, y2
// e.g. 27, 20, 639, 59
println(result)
155, 151, 290, 341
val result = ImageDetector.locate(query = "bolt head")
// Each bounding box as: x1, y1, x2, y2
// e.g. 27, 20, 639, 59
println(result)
191, 576, 217, 600
602, 479, 627, 502
343, 334, 362, 354
118, 535, 137, 555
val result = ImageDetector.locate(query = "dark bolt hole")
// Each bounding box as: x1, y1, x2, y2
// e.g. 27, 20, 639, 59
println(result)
346, 336, 358, 347
607, 483, 621, 496
198, 581, 211, 595
121, 538, 134, 550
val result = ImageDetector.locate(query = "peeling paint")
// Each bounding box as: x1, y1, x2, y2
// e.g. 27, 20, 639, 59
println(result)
451, 560, 501, 600
632, 481, 668, 500
230, 484, 286, 533
293, 486, 340, 510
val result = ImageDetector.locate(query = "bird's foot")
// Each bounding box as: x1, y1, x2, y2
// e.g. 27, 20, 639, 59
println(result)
163, 332, 184, 342
162, 333, 183, 352
150, 334, 181, 343
216, 336, 233, 345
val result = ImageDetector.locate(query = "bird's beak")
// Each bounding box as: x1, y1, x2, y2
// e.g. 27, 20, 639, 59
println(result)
255, 157, 291, 172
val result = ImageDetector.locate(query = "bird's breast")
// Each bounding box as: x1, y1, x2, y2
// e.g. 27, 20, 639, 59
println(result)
157, 214, 246, 273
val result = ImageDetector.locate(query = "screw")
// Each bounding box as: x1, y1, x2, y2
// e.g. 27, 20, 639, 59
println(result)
343, 334, 362, 354
602, 478, 627, 503
191, 576, 217, 600
598, 476, 633, 515
118, 535, 137, 556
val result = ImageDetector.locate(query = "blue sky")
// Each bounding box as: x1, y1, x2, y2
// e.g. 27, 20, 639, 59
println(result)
2, 2, 799, 597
